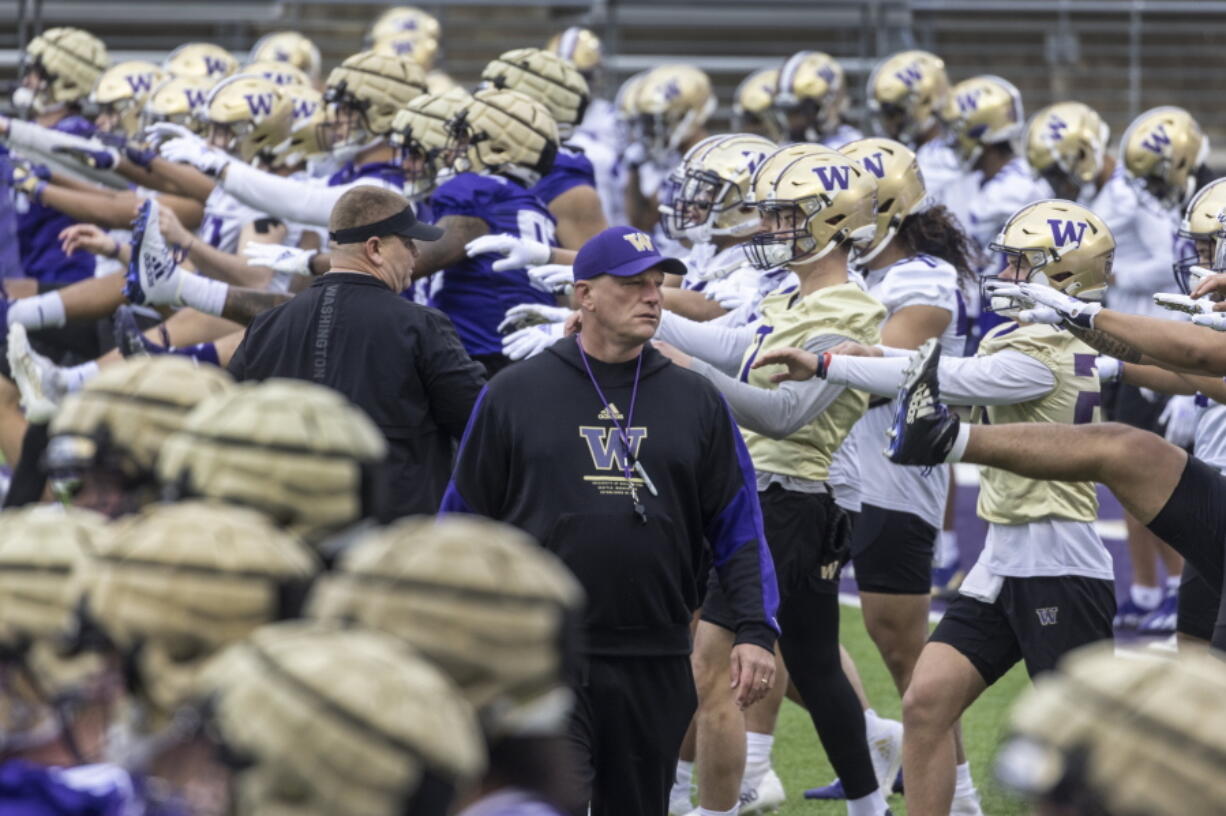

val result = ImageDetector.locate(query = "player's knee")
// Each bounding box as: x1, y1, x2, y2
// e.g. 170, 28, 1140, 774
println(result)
902, 674, 950, 733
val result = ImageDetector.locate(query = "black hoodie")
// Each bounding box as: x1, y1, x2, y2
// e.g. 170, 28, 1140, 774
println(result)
441, 336, 780, 657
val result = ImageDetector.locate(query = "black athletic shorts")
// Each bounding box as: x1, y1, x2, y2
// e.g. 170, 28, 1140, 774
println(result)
1102, 381, 1168, 431
1147, 454, 1226, 647
1177, 561, 1218, 642
702, 485, 849, 631
930, 575, 1115, 686
851, 503, 936, 595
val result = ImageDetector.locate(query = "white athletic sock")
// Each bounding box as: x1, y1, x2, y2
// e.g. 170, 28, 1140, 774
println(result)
671, 759, 694, 798
954, 761, 977, 800
697, 807, 739, 816
8, 291, 66, 330
936, 530, 960, 568
946, 422, 971, 463
863, 708, 887, 740
744, 731, 774, 784
846, 789, 887, 816
177, 271, 229, 317
57, 361, 99, 394
1131, 584, 1162, 610
1166, 574, 1181, 595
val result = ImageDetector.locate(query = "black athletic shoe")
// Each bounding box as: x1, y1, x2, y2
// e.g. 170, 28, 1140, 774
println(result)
884, 338, 960, 466
111, 305, 170, 358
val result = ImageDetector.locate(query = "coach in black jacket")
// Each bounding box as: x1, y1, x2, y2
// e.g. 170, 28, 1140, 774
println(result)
441, 226, 779, 816
229, 186, 485, 519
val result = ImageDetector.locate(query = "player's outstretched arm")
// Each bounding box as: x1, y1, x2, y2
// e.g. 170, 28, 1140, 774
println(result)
1083, 309, 1226, 376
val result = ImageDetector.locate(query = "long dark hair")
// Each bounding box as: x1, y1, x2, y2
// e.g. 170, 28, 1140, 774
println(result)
895, 204, 981, 290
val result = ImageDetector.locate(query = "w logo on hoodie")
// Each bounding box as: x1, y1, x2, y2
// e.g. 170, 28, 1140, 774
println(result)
579, 426, 647, 471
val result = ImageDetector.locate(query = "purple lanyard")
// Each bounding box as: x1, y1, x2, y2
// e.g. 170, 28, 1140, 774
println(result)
576, 337, 648, 524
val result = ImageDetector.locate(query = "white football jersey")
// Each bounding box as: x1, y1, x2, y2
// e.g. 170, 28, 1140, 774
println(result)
1193, 396, 1226, 471
571, 98, 619, 227
915, 138, 962, 203
200, 186, 263, 254
821, 123, 864, 150
938, 156, 1054, 258
854, 254, 970, 528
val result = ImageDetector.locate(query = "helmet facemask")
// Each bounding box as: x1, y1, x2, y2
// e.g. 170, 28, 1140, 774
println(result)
318, 81, 377, 160
747, 196, 837, 271
13, 59, 58, 117
671, 168, 758, 242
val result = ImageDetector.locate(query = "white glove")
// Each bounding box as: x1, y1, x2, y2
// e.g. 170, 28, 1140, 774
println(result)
502, 323, 565, 361
159, 137, 231, 176
1191, 312, 1226, 331
527, 263, 574, 293
705, 280, 755, 311
465, 234, 552, 272
1159, 394, 1202, 448
988, 282, 1102, 328
144, 121, 199, 149
1154, 293, 1214, 316
243, 242, 318, 276
497, 303, 573, 334
1096, 356, 1122, 383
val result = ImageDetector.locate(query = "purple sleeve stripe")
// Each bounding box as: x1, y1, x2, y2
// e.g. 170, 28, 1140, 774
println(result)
436, 386, 489, 515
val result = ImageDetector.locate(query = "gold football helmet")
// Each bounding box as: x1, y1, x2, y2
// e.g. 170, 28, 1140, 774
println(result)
425, 69, 457, 94
839, 137, 927, 265
998, 643, 1226, 816
772, 51, 848, 142
450, 88, 560, 187
614, 70, 649, 145
1121, 106, 1208, 209
545, 27, 603, 76
90, 60, 166, 136
200, 621, 484, 816
319, 50, 427, 154
866, 49, 950, 147
731, 68, 782, 142
308, 515, 584, 738
143, 75, 216, 133
635, 64, 716, 164
368, 5, 442, 44
985, 199, 1114, 314
205, 74, 293, 164
746, 144, 878, 270
1024, 102, 1109, 199
249, 31, 322, 81
241, 59, 311, 89
156, 380, 387, 547
670, 133, 776, 241
78, 501, 318, 721
16, 27, 108, 115
1174, 177, 1226, 290
481, 47, 589, 140
371, 34, 439, 71
271, 85, 326, 169
163, 42, 237, 81
945, 75, 1024, 168
390, 86, 472, 197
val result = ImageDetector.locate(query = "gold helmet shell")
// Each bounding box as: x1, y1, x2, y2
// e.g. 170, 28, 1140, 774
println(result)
1174, 177, 1226, 288
390, 86, 472, 197
773, 50, 847, 141
242, 59, 311, 89
481, 47, 590, 140
1024, 102, 1110, 189
635, 64, 716, 162
249, 31, 322, 81
669, 133, 776, 240
998, 643, 1226, 816
200, 621, 484, 816
731, 68, 782, 142
143, 74, 216, 133
20, 27, 109, 112
368, 6, 442, 44
1120, 106, 1208, 209
205, 74, 294, 164
156, 380, 387, 547
987, 199, 1114, 305
322, 50, 428, 149
81, 501, 318, 718
746, 144, 878, 270
163, 42, 238, 81
308, 516, 583, 737
545, 27, 603, 75
371, 34, 439, 71
451, 88, 560, 187
944, 75, 1024, 167
866, 49, 950, 146
840, 137, 927, 265
272, 85, 327, 169
48, 357, 232, 483
90, 60, 166, 136
425, 69, 457, 94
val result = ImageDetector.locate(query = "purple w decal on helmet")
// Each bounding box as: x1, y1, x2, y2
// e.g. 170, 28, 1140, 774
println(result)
126, 73, 156, 94
203, 56, 230, 77
811, 164, 851, 190
1047, 218, 1089, 246
245, 93, 275, 117
1140, 124, 1171, 155
858, 152, 887, 179
894, 63, 923, 88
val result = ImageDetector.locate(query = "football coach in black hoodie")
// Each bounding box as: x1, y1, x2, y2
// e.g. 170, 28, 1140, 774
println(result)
441, 225, 780, 816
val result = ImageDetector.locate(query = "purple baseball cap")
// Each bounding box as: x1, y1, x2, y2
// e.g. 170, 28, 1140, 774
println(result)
572, 226, 687, 282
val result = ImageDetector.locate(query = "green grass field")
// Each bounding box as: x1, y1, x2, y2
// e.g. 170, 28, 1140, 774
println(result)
768, 603, 1030, 815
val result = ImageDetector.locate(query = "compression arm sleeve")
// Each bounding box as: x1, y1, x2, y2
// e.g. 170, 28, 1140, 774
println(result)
689, 335, 853, 439
655, 309, 756, 376
825, 349, 1056, 406
6, 120, 126, 189
222, 162, 352, 226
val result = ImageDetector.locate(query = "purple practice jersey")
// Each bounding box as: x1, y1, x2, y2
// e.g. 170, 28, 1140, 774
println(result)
529, 144, 597, 206
8, 116, 96, 286
0, 760, 136, 816
327, 159, 406, 189
429, 172, 557, 356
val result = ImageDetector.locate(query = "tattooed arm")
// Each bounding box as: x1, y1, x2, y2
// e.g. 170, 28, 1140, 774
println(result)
221, 287, 292, 326
1075, 310, 1226, 376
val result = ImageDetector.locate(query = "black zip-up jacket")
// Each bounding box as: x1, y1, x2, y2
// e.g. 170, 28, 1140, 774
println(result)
229, 272, 486, 518
441, 335, 780, 657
